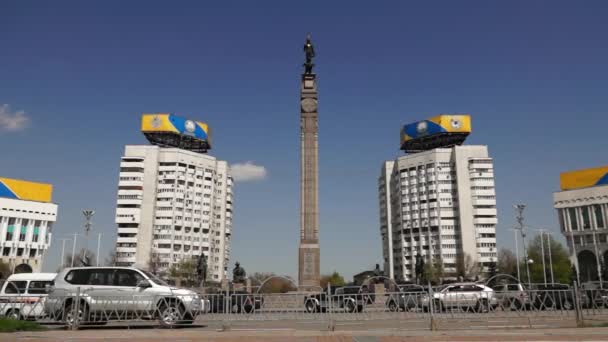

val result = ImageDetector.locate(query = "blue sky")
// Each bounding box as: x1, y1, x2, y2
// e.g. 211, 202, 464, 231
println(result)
1, 0, 607, 279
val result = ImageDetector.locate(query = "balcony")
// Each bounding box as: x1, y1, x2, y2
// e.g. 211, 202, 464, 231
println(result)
116, 216, 140, 224
474, 217, 498, 225
120, 161, 145, 169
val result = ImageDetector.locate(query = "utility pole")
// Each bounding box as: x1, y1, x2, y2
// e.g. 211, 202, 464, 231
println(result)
56, 238, 71, 269
82, 210, 95, 265
96, 233, 102, 267
538, 230, 547, 285
71, 233, 79, 267
512, 229, 521, 283
514, 204, 531, 288
546, 232, 555, 284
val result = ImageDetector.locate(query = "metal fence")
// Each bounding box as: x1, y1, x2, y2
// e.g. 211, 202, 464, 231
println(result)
1, 285, 607, 330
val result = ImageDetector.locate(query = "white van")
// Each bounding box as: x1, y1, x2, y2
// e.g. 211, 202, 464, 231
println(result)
0, 273, 57, 320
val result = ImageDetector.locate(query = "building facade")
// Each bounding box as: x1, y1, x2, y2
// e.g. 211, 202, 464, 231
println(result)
379, 115, 497, 282
115, 114, 232, 282
553, 166, 608, 283
0, 177, 57, 273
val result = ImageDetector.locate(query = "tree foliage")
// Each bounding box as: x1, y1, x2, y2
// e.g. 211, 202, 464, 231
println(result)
169, 257, 197, 287
105, 248, 117, 267
62, 249, 96, 269
456, 253, 480, 280
422, 259, 444, 285
0, 260, 11, 279
320, 271, 346, 288
497, 248, 518, 278
525, 234, 571, 284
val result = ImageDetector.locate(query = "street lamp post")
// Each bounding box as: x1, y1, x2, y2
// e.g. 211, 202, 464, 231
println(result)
82, 210, 95, 265
539, 230, 547, 286
512, 228, 521, 282
56, 238, 71, 269
514, 204, 532, 288
544, 230, 555, 284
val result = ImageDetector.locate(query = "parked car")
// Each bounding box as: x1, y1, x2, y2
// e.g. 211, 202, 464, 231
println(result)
491, 283, 534, 310
529, 283, 586, 310
0, 273, 56, 320
581, 282, 608, 309
386, 284, 428, 312
304, 286, 367, 313
421, 283, 497, 312
44, 267, 205, 327
205, 290, 261, 313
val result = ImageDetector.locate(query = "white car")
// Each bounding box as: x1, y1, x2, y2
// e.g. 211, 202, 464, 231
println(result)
0, 272, 57, 320
421, 283, 497, 312
45, 267, 205, 327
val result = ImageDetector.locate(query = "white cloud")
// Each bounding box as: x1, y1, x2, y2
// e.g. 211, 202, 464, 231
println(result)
0, 104, 30, 131
230, 162, 267, 182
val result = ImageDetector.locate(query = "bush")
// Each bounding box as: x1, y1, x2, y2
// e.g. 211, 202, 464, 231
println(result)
0, 318, 46, 332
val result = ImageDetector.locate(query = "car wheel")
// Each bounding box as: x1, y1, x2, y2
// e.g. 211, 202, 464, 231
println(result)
344, 300, 356, 313
510, 298, 523, 311
158, 301, 185, 328
64, 301, 87, 328
6, 309, 22, 320
433, 299, 443, 313
476, 299, 489, 313
388, 300, 399, 312
305, 300, 318, 313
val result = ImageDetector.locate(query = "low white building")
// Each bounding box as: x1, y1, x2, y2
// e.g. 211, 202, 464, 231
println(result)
553, 166, 608, 283
0, 177, 58, 273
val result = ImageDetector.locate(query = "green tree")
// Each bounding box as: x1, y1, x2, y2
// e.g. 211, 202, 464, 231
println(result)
497, 248, 518, 278
249, 272, 275, 286
169, 257, 197, 287
526, 234, 571, 284
320, 271, 346, 288
422, 259, 444, 285
0, 260, 11, 279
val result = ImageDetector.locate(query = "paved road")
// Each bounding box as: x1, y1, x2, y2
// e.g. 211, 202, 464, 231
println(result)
4, 326, 608, 342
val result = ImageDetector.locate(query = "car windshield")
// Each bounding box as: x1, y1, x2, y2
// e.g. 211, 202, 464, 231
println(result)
140, 270, 169, 286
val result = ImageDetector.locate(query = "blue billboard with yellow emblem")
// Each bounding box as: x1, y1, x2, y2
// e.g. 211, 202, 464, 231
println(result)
560, 166, 608, 191
141, 113, 211, 153
400, 114, 471, 153
0, 177, 53, 203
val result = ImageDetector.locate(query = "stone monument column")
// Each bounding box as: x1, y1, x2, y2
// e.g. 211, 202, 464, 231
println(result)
299, 33, 321, 288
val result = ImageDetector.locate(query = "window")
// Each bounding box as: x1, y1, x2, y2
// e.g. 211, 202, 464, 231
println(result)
568, 208, 578, 231
2, 247, 9, 256
65, 269, 91, 285
28, 281, 53, 294
4, 281, 27, 294
87, 269, 115, 286
114, 269, 144, 287
595, 205, 605, 228
582, 206, 591, 230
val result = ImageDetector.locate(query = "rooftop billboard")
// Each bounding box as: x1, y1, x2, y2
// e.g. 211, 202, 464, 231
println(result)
141, 113, 211, 153
0, 177, 53, 203
400, 114, 471, 152
560, 166, 608, 191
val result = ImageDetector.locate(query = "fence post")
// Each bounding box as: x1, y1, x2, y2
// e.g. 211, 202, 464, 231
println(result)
72, 287, 81, 331
428, 282, 437, 331
327, 282, 335, 331
221, 286, 231, 331
573, 281, 584, 327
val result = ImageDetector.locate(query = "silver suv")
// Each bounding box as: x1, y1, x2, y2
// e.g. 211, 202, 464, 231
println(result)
491, 283, 533, 310
421, 283, 497, 312
45, 267, 204, 327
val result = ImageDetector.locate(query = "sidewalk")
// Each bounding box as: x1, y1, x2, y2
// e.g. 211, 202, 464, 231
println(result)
3, 326, 608, 342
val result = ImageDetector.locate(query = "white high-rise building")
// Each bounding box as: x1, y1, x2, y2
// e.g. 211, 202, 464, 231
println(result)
115, 114, 232, 282
379, 115, 497, 282
0, 177, 58, 273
